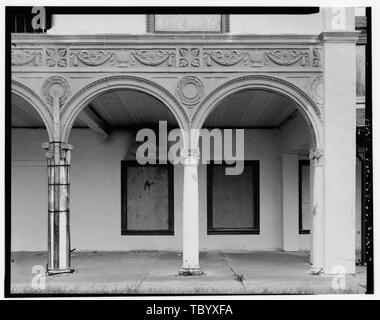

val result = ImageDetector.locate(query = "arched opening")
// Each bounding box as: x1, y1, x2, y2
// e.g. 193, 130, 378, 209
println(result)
195, 85, 318, 274
192, 75, 322, 150
66, 88, 185, 252
61, 75, 189, 143
11, 92, 50, 252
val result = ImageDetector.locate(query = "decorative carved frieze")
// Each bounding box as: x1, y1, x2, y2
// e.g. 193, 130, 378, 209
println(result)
312, 48, 322, 67
203, 48, 320, 68
69, 49, 175, 68
133, 50, 175, 66
42, 76, 71, 106
248, 51, 266, 67
70, 50, 113, 67
266, 49, 309, 66
12, 45, 323, 70
46, 48, 67, 67
176, 76, 204, 106
11, 49, 42, 66
111, 51, 136, 67
204, 50, 248, 67
179, 48, 200, 67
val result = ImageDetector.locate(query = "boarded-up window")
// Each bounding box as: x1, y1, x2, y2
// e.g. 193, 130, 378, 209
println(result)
299, 160, 311, 234
121, 161, 173, 235
207, 161, 260, 234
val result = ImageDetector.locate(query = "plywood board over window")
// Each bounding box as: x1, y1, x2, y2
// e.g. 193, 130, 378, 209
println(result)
207, 161, 260, 234
121, 161, 174, 235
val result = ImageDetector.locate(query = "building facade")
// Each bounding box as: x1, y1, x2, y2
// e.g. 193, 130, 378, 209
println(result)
11, 9, 365, 275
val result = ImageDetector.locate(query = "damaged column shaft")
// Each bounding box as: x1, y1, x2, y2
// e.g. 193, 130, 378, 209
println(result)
43, 93, 74, 274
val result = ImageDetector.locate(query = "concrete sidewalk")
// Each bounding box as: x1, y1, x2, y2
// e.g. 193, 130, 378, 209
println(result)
10, 251, 366, 294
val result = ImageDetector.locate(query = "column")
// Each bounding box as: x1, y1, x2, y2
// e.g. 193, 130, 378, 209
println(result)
43, 141, 74, 274
179, 148, 203, 275
309, 149, 324, 274
309, 162, 314, 265
281, 154, 299, 251
322, 8, 357, 274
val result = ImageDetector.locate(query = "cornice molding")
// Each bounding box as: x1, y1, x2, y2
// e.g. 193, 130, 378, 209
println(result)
11, 33, 322, 45
319, 31, 360, 43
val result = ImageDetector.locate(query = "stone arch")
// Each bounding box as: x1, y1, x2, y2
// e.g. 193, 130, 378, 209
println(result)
61, 75, 190, 143
192, 74, 323, 150
11, 79, 54, 141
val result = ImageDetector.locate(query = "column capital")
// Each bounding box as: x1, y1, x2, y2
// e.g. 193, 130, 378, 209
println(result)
181, 148, 200, 165
312, 204, 320, 216
42, 142, 74, 161
42, 141, 74, 149
309, 148, 323, 160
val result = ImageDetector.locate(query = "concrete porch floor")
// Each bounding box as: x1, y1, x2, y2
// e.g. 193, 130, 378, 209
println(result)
10, 251, 366, 294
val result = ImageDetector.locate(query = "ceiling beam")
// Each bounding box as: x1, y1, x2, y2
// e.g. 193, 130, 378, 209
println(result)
77, 105, 111, 138
278, 110, 299, 129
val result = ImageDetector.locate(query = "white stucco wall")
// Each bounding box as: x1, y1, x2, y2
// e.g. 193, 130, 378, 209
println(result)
11, 129, 48, 252
49, 15, 147, 35
199, 130, 282, 251
229, 14, 323, 35
48, 13, 324, 35
280, 112, 312, 250
11, 124, 361, 252
12, 128, 283, 251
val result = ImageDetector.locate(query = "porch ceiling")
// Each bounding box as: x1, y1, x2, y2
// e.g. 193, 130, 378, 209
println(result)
11, 89, 299, 130
204, 89, 298, 128
11, 93, 47, 128
87, 90, 178, 128
11, 89, 179, 129
11, 87, 365, 130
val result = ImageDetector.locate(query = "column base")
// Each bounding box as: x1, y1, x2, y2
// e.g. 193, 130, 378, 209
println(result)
310, 265, 324, 275
47, 268, 75, 276
179, 267, 204, 276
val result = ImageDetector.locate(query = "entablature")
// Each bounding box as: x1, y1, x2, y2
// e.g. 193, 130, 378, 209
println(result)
11, 34, 323, 73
